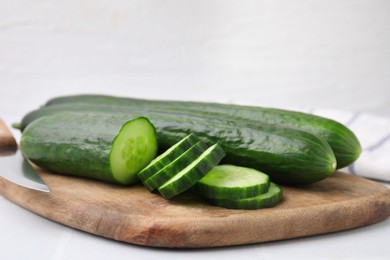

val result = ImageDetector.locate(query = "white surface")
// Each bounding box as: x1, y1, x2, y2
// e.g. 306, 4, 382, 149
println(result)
1, 0, 390, 259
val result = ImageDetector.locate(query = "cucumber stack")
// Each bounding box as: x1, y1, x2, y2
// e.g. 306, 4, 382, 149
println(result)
137, 134, 226, 199
196, 165, 283, 210
16, 101, 343, 185
137, 133, 283, 209
17, 94, 362, 188
39, 94, 361, 169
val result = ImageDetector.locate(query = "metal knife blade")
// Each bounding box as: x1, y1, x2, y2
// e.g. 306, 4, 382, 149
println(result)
0, 150, 50, 192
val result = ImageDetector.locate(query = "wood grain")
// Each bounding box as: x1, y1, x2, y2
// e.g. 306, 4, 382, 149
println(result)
0, 119, 17, 155
0, 167, 389, 248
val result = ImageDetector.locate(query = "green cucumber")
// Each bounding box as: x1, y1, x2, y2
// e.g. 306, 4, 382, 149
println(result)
137, 133, 199, 182
16, 105, 337, 184
20, 113, 158, 185
144, 141, 208, 191
157, 143, 226, 199
207, 182, 282, 210
42, 94, 361, 168
195, 165, 270, 200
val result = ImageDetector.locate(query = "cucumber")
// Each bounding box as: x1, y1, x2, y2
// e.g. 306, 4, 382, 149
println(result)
207, 182, 282, 210
20, 113, 158, 185
42, 94, 361, 168
157, 143, 226, 199
16, 105, 337, 184
195, 165, 270, 200
137, 133, 199, 182
143, 141, 208, 191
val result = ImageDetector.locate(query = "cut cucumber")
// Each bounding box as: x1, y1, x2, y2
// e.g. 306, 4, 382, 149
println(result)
143, 141, 208, 191
207, 182, 282, 210
195, 165, 270, 200
18, 103, 338, 184
20, 113, 158, 185
158, 144, 226, 199
137, 133, 199, 182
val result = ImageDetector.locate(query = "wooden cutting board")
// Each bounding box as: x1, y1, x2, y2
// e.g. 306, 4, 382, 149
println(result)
0, 119, 389, 248
0, 119, 17, 155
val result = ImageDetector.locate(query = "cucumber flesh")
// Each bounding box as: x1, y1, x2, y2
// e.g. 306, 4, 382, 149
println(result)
143, 141, 208, 191
110, 117, 159, 184
207, 182, 282, 210
158, 144, 226, 199
137, 133, 199, 182
196, 165, 270, 200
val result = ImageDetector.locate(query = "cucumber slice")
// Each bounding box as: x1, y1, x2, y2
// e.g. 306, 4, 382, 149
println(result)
137, 133, 199, 182
158, 144, 226, 199
195, 165, 270, 200
143, 141, 208, 191
207, 182, 282, 210
110, 117, 158, 184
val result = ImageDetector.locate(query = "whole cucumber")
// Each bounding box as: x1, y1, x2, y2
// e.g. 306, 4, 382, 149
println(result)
19, 107, 337, 184
43, 94, 361, 169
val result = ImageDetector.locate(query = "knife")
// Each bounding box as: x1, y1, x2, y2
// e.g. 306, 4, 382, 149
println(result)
1, 151, 50, 192
0, 119, 50, 192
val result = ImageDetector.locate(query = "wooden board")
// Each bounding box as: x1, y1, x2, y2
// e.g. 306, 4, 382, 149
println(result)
1, 168, 389, 248
0, 119, 389, 248
0, 119, 17, 155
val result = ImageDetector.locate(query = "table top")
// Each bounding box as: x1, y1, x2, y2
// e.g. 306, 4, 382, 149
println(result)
1, 1, 390, 259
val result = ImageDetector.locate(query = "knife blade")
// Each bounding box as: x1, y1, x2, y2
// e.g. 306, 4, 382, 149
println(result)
0, 150, 50, 192
0, 118, 49, 192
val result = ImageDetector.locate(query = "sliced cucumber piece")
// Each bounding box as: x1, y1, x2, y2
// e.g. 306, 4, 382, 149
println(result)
109, 117, 158, 184
143, 141, 208, 191
207, 182, 282, 210
137, 133, 199, 182
158, 144, 226, 199
195, 165, 270, 200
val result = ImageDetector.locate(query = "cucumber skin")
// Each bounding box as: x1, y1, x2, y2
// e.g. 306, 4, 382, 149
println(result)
157, 144, 226, 200
207, 182, 283, 210
144, 141, 209, 191
43, 94, 361, 169
19, 107, 336, 185
137, 133, 199, 182
20, 113, 156, 185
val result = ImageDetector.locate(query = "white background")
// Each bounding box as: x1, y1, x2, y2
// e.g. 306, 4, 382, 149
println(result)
1, 0, 390, 117
1, 1, 389, 259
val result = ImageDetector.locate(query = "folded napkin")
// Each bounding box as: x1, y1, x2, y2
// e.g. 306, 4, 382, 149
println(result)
227, 100, 390, 182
